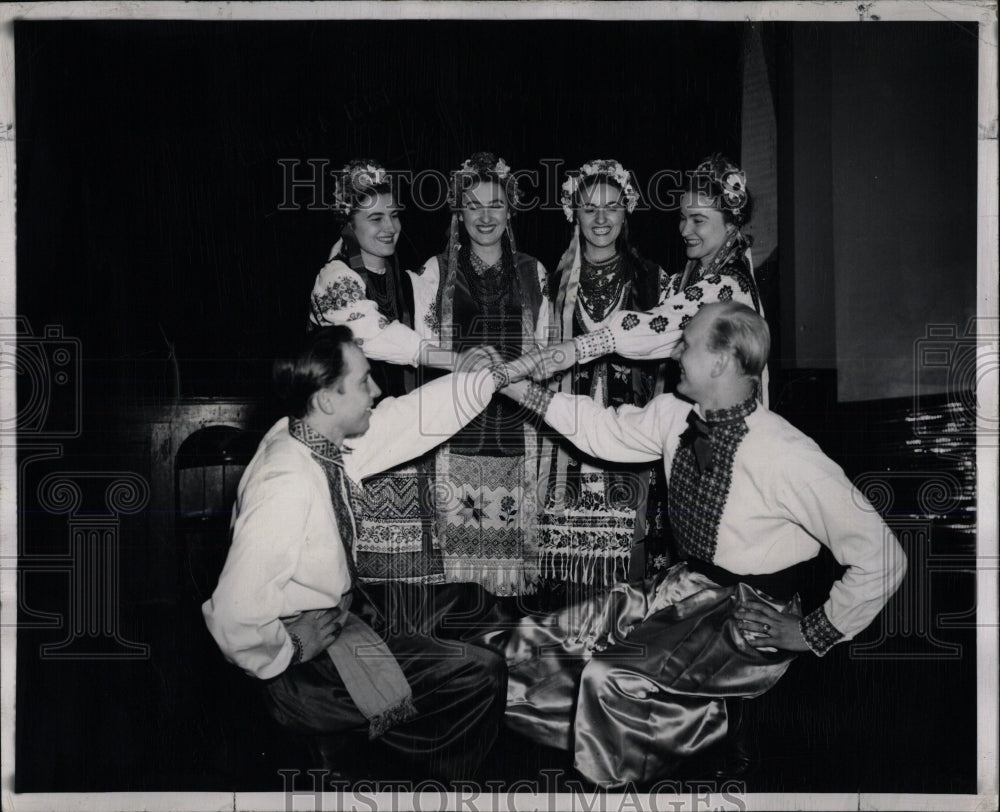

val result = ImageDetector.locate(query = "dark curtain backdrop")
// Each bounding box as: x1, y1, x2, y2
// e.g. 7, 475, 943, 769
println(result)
16, 20, 743, 417
12, 22, 742, 789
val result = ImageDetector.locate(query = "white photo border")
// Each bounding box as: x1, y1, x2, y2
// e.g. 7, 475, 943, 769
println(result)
0, 2, 996, 811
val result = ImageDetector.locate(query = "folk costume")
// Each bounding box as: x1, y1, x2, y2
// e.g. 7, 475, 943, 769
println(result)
571, 156, 768, 402
411, 153, 551, 595
203, 370, 508, 780
501, 386, 907, 787
308, 161, 442, 584
537, 161, 670, 588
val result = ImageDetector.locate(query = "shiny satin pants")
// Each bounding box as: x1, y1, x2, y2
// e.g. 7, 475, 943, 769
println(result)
504, 563, 798, 787
264, 582, 507, 781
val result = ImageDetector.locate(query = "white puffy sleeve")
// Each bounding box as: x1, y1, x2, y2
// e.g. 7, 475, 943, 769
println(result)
409, 256, 442, 342
773, 447, 908, 656
344, 368, 498, 485
203, 464, 310, 679
574, 267, 758, 364
309, 256, 422, 366
542, 391, 689, 465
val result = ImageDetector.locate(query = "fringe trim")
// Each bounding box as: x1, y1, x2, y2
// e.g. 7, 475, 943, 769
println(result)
441, 555, 540, 596
537, 548, 631, 586
368, 695, 418, 740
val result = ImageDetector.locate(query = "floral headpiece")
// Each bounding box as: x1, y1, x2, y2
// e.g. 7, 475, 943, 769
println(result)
560, 159, 640, 223
692, 154, 748, 219
448, 152, 523, 210
332, 160, 392, 218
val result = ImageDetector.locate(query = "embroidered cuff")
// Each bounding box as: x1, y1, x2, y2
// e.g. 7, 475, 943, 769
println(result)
800, 606, 844, 657
490, 362, 511, 390
522, 382, 555, 419
573, 327, 615, 364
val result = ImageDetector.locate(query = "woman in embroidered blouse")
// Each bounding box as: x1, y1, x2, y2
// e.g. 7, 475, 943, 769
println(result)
410, 152, 550, 596
309, 160, 462, 389
307, 160, 450, 584
525, 154, 764, 390
537, 160, 670, 590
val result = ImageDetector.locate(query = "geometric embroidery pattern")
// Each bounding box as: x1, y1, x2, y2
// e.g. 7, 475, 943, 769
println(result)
438, 452, 532, 595
800, 606, 844, 657
667, 397, 757, 563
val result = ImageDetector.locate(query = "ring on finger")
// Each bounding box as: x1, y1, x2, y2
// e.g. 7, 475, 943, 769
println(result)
763, 623, 771, 633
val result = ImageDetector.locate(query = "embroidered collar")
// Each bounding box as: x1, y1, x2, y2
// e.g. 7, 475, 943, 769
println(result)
669, 396, 754, 563
581, 252, 621, 271
288, 417, 350, 464
695, 229, 744, 280
703, 394, 758, 426
469, 249, 502, 277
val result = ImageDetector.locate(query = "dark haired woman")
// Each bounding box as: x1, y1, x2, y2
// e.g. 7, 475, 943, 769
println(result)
537, 159, 671, 590
308, 160, 454, 585
411, 152, 551, 596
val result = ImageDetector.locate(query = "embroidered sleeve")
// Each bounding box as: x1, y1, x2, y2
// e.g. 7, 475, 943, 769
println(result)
309, 259, 421, 366
574, 327, 616, 363
800, 606, 844, 657
521, 382, 555, 419
409, 259, 442, 341
489, 362, 511, 390
604, 266, 761, 361
655, 265, 671, 305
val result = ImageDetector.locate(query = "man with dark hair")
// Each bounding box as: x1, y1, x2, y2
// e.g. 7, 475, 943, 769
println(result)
203, 326, 507, 780
499, 302, 907, 787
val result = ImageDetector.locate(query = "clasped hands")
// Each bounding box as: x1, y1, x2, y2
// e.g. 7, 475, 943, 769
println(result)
451, 340, 579, 384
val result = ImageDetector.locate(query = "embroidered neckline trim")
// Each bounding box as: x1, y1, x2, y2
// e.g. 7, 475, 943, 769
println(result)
704, 394, 758, 426
288, 417, 350, 464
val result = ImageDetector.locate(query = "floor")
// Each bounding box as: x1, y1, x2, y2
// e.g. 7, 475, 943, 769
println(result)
13, 566, 977, 795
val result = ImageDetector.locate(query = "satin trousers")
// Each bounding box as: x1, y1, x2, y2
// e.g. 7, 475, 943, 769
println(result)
264, 582, 507, 781
504, 563, 798, 786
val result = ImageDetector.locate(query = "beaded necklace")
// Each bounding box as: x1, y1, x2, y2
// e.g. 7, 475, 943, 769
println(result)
578, 253, 628, 323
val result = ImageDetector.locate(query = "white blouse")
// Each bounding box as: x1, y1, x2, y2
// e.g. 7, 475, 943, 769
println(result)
309, 253, 424, 366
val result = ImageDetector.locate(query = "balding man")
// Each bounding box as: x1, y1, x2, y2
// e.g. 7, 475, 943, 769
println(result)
499, 302, 906, 787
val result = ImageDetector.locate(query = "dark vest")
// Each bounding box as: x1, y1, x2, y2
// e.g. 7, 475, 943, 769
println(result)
439, 250, 543, 456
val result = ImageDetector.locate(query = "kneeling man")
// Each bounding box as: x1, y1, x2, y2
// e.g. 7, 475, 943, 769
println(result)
204, 326, 507, 780
500, 302, 907, 787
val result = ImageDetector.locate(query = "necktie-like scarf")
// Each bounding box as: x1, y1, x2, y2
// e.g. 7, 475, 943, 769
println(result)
679, 410, 714, 473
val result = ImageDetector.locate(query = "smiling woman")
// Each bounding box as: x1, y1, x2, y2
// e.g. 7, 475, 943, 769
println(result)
537, 159, 670, 589
410, 152, 551, 595
307, 160, 446, 584
309, 161, 415, 379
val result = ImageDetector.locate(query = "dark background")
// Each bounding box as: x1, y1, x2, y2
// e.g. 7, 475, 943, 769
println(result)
16, 20, 742, 408
12, 19, 980, 796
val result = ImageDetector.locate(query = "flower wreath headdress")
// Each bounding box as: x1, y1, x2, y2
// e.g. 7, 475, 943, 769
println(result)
447, 152, 523, 210
560, 159, 640, 223
692, 154, 748, 220
333, 160, 392, 218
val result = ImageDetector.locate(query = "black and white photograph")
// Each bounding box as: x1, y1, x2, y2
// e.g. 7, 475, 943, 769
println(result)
1, 2, 996, 810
